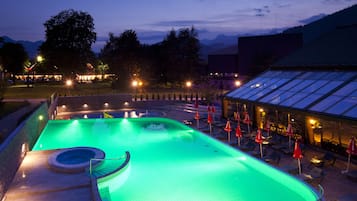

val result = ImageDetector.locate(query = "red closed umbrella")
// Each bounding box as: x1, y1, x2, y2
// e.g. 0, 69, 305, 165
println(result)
243, 112, 252, 136
194, 111, 200, 128
293, 140, 303, 175
343, 136, 357, 173
255, 128, 264, 158
207, 113, 213, 135
235, 123, 242, 146
224, 120, 232, 143
211, 105, 216, 122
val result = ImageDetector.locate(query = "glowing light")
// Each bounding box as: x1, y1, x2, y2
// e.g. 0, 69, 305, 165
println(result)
124, 102, 129, 106
84, 114, 88, 119
255, 83, 261, 87
83, 104, 88, 108
104, 102, 109, 107
38, 115, 44, 121
36, 55, 44, 62
65, 79, 73, 87
22, 171, 26, 178
132, 80, 138, 87
235, 80, 241, 87
186, 81, 192, 88
310, 119, 316, 125
62, 105, 66, 108
21, 143, 27, 158
259, 108, 264, 113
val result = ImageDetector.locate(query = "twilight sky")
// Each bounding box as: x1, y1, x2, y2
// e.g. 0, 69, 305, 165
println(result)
0, 0, 356, 45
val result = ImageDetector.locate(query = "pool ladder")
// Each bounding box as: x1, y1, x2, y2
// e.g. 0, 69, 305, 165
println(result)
317, 184, 324, 201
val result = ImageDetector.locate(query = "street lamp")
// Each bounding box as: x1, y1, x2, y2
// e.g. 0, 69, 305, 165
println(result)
65, 79, 73, 96
235, 80, 241, 87
185, 81, 192, 101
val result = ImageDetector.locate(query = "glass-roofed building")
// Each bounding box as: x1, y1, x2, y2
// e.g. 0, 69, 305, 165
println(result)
223, 25, 357, 155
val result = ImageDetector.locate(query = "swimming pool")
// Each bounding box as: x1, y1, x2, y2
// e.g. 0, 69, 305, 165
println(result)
33, 118, 319, 201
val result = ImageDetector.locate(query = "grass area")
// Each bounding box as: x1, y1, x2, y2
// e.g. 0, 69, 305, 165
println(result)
4, 82, 118, 99
0, 101, 29, 119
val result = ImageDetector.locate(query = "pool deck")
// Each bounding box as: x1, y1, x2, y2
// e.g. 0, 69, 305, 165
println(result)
4, 150, 93, 201
3, 101, 357, 201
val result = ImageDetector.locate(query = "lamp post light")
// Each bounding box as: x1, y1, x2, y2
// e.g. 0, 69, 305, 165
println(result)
185, 81, 192, 101
235, 80, 241, 87
65, 79, 73, 96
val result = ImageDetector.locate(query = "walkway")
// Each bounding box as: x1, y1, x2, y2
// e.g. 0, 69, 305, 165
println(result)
4, 150, 92, 201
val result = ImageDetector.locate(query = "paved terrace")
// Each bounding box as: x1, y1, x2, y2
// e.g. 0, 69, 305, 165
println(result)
2, 101, 357, 201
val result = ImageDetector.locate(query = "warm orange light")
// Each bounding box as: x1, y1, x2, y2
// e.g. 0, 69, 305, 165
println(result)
186, 81, 192, 88
235, 80, 241, 87
65, 79, 73, 87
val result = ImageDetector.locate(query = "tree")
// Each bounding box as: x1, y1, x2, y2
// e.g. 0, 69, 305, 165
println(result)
1, 42, 28, 82
160, 27, 200, 84
96, 61, 109, 80
100, 30, 141, 89
39, 9, 96, 77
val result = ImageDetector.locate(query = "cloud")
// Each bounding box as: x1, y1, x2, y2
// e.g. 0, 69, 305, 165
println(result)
298, 13, 326, 24
253, 5, 271, 17
152, 20, 216, 27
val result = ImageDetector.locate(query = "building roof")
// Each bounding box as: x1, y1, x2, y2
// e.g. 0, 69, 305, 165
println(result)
284, 4, 357, 44
273, 25, 357, 68
225, 70, 357, 121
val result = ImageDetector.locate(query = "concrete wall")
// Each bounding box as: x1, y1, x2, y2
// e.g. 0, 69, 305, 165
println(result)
0, 103, 49, 200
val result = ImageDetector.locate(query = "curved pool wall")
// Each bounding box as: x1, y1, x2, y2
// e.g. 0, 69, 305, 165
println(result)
33, 117, 320, 201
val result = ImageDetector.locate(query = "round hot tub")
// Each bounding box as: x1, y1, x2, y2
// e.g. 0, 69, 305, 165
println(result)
48, 147, 105, 173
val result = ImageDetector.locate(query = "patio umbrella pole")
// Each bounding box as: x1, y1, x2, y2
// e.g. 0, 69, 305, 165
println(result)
298, 158, 302, 175
342, 154, 351, 174
260, 144, 263, 158
209, 124, 212, 135
228, 131, 231, 143
238, 137, 241, 146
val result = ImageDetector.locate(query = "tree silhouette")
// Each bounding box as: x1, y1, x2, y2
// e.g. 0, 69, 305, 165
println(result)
1, 42, 28, 82
100, 30, 141, 89
39, 9, 96, 77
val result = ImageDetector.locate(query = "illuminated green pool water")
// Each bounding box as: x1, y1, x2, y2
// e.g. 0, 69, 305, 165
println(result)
33, 118, 319, 201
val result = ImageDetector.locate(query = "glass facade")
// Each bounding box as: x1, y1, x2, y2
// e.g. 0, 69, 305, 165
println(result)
227, 70, 357, 116
225, 70, 357, 154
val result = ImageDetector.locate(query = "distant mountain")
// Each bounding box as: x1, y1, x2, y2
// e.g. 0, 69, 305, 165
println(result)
1, 36, 43, 59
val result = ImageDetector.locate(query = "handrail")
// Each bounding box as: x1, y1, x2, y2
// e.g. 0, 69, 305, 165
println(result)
317, 184, 324, 201
90, 151, 131, 201
89, 151, 130, 178
89, 157, 125, 175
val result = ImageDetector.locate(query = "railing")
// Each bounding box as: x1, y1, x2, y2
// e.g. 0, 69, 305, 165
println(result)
317, 184, 324, 201
89, 151, 130, 178
90, 151, 130, 201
